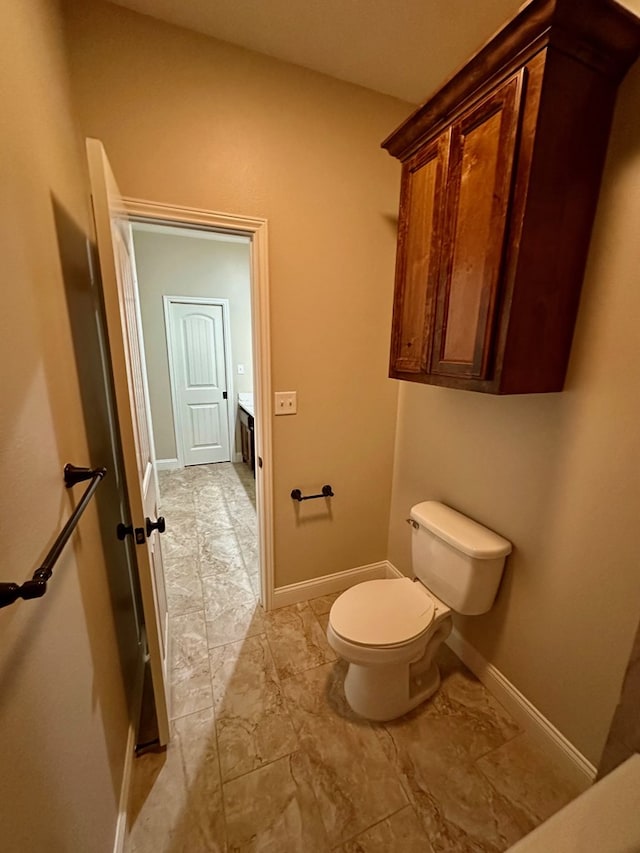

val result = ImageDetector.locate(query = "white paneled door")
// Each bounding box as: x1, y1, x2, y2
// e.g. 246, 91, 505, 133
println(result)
166, 299, 232, 466
87, 138, 171, 745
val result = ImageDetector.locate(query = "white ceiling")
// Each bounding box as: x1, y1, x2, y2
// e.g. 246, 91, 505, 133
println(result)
107, 0, 528, 104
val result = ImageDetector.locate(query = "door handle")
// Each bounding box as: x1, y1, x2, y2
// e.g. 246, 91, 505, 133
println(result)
117, 522, 133, 541
117, 523, 146, 544
146, 516, 166, 537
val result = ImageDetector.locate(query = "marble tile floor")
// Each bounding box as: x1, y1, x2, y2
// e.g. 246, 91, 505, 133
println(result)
125, 463, 582, 852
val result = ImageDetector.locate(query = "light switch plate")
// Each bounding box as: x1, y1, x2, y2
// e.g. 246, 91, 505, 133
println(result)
274, 391, 297, 415
237, 364, 245, 374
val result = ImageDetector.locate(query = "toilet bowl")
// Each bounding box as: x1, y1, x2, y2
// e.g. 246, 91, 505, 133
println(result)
327, 501, 511, 721
327, 577, 453, 720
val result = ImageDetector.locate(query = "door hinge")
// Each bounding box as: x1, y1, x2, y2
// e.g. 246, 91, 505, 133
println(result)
223, 390, 228, 399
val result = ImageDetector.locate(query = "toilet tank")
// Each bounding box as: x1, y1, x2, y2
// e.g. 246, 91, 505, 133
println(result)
410, 501, 512, 615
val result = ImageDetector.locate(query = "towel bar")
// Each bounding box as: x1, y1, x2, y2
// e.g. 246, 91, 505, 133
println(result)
0, 464, 107, 609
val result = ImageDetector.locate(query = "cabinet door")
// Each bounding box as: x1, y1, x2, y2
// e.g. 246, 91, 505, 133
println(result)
430, 71, 524, 380
390, 131, 450, 374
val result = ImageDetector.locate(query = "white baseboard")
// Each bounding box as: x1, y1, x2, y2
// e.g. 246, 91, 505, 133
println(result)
157, 456, 245, 468
446, 627, 596, 790
385, 563, 405, 579
273, 561, 395, 608
384, 561, 595, 790
155, 458, 181, 471
112, 722, 136, 853
276, 559, 595, 788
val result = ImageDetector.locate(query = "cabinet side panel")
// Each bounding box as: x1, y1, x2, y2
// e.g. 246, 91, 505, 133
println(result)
390, 138, 448, 374
500, 51, 618, 392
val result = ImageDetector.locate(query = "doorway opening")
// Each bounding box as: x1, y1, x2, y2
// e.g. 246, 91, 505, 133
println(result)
126, 200, 274, 629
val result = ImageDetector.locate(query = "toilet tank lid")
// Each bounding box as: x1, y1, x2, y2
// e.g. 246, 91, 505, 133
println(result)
410, 501, 512, 558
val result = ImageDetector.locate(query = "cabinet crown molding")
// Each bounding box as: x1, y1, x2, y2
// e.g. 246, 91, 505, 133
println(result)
383, 0, 640, 161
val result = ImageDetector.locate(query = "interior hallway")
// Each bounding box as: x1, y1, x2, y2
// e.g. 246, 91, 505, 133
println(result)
125, 463, 582, 852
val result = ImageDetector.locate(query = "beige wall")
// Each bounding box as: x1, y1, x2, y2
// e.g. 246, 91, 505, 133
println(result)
0, 0, 131, 849
387, 65, 640, 765
64, 0, 408, 587
133, 227, 252, 461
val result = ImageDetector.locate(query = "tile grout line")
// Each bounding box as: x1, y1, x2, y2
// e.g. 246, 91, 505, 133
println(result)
168, 602, 205, 619
261, 619, 303, 746
207, 630, 269, 654
191, 464, 249, 851
329, 801, 416, 851
191, 482, 208, 641
156, 464, 263, 851
252, 611, 328, 834
271, 637, 417, 851
196, 471, 259, 613
170, 468, 218, 728
471, 726, 524, 764
266, 618, 339, 849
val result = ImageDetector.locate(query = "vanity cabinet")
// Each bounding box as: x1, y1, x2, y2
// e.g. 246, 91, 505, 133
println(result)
384, 0, 640, 394
238, 403, 255, 475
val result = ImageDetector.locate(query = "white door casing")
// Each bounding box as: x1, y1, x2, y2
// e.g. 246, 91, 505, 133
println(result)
164, 298, 233, 467
87, 139, 171, 744
124, 197, 275, 612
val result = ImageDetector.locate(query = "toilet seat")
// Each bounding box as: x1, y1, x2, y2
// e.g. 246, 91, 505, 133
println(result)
329, 578, 435, 647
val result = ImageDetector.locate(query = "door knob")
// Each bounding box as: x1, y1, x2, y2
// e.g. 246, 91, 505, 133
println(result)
117, 523, 146, 544
117, 522, 133, 541
146, 516, 166, 537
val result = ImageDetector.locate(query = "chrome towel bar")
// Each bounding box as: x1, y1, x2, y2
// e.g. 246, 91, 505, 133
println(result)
0, 464, 107, 609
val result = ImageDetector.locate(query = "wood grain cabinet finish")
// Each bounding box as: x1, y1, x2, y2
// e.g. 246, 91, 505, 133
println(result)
384, 0, 640, 394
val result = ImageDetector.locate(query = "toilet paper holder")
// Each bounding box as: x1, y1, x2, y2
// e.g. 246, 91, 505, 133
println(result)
291, 485, 334, 502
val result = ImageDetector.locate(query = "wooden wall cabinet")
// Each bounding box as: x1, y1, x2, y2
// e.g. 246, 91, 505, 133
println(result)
384, 0, 640, 394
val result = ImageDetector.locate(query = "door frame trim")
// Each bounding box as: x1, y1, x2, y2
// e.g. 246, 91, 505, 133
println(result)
125, 197, 275, 611
163, 296, 235, 468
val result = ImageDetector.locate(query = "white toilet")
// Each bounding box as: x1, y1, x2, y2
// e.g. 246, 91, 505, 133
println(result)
327, 501, 512, 721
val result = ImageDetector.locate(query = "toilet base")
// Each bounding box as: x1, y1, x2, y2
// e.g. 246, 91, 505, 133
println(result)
333, 614, 453, 721
344, 660, 441, 721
